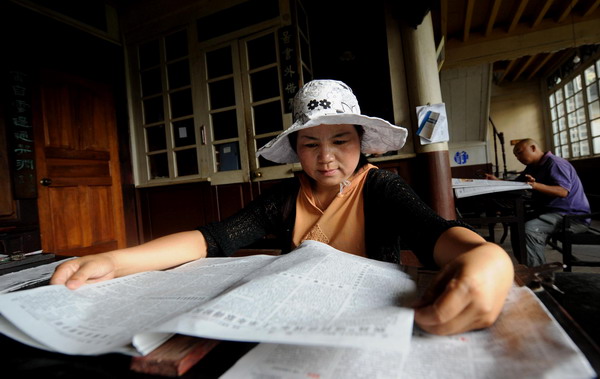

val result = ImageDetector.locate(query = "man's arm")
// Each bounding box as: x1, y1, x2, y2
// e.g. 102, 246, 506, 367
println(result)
524, 174, 568, 198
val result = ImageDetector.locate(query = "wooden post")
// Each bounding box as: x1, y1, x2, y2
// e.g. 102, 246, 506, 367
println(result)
400, 13, 456, 220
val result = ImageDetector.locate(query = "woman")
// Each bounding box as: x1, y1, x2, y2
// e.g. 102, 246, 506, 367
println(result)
51, 80, 513, 336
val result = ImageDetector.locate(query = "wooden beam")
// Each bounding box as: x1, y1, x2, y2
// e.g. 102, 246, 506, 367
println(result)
440, 0, 448, 41
532, 0, 554, 28
498, 59, 517, 84
558, 0, 579, 23
444, 16, 600, 68
508, 0, 529, 33
526, 52, 555, 80
583, 0, 600, 17
485, 0, 502, 36
512, 55, 536, 81
463, 0, 475, 42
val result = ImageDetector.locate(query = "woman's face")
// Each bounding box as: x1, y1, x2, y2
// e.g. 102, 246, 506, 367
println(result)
296, 124, 361, 190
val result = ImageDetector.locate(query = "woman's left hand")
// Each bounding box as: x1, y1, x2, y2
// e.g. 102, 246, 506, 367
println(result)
413, 227, 514, 335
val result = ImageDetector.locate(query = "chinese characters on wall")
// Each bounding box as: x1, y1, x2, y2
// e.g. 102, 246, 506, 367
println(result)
7, 70, 36, 198
278, 26, 300, 114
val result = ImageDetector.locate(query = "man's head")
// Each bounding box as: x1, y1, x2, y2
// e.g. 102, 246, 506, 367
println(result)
513, 138, 544, 165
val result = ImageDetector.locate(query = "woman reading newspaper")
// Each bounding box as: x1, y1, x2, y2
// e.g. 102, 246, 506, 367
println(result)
51, 80, 514, 336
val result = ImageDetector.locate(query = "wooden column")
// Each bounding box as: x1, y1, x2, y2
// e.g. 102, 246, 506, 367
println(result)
400, 13, 456, 220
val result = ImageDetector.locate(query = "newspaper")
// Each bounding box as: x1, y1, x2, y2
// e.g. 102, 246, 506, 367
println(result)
452, 178, 531, 198
0, 240, 416, 356
221, 286, 596, 379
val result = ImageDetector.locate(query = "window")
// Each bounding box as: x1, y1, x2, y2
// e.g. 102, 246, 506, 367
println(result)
548, 55, 600, 159
127, 1, 312, 186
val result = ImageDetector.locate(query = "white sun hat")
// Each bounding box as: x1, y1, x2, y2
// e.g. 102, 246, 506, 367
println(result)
256, 79, 408, 164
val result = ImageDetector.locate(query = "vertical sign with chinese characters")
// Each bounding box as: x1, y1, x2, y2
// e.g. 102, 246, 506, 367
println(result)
7, 70, 36, 198
278, 26, 300, 114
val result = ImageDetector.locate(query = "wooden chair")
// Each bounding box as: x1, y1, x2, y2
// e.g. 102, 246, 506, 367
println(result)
549, 212, 600, 272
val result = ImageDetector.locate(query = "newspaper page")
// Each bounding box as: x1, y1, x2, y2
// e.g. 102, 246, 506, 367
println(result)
221, 286, 595, 379
452, 178, 531, 199
0, 240, 416, 356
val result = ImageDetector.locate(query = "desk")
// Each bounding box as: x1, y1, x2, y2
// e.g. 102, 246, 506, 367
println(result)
2, 257, 599, 378
455, 189, 529, 264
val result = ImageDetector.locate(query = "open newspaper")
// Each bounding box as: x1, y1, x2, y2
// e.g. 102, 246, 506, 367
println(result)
221, 285, 596, 379
452, 178, 531, 198
0, 240, 416, 356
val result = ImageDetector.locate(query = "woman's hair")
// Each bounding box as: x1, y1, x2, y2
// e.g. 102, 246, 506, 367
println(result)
288, 125, 368, 172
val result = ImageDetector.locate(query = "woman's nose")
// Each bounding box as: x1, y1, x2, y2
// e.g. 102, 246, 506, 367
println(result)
318, 146, 334, 163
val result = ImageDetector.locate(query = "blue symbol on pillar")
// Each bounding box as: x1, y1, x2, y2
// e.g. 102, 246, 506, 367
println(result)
454, 151, 469, 165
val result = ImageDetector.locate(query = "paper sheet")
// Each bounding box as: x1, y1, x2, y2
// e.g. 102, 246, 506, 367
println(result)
0, 241, 416, 356
221, 286, 596, 379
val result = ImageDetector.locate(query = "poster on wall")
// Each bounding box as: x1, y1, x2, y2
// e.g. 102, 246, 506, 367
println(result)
278, 25, 300, 114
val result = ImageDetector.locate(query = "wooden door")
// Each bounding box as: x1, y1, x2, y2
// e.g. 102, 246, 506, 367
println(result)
33, 71, 126, 256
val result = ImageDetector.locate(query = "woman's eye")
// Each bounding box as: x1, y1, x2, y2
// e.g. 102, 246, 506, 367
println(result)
333, 140, 347, 145
303, 143, 318, 148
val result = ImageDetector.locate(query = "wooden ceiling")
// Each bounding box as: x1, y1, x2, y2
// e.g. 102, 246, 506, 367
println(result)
429, 0, 600, 84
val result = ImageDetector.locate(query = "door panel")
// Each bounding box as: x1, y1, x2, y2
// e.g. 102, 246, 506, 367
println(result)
34, 71, 125, 256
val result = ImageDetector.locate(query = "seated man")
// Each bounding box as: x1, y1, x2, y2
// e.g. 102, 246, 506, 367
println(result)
487, 138, 590, 267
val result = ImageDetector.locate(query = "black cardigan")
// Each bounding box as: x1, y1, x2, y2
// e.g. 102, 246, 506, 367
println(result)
199, 168, 467, 267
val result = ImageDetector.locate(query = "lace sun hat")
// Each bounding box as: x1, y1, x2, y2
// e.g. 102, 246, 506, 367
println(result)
256, 79, 408, 164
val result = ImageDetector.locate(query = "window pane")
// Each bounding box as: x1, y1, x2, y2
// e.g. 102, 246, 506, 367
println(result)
585, 65, 597, 85
175, 148, 198, 176
587, 83, 598, 102
579, 123, 588, 139
146, 124, 166, 151
561, 145, 570, 158
549, 94, 555, 107
574, 92, 583, 108
560, 131, 568, 144
170, 89, 193, 118
572, 142, 580, 157
149, 153, 169, 179
143, 97, 164, 124
165, 30, 188, 61
139, 39, 160, 70
557, 104, 564, 117
173, 118, 196, 147
558, 117, 566, 131
141, 68, 162, 97
576, 108, 586, 124
553, 133, 560, 146
209, 79, 235, 109
250, 67, 280, 102
594, 137, 600, 155
552, 120, 558, 133
555, 146, 561, 156
566, 97, 575, 112
215, 142, 240, 171
567, 112, 577, 127
253, 101, 283, 135
589, 100, 600, 119
555, 89, 563, 103
580, 140, 590, 156
206, 46, 233, 79
551, 107, 557, 121
212, 110, 238, 140
247, 33, 276, 70
569, 127, 579, 142
167, 60, 190, 90
592, 119, 600, 137
565, 80, 574, 97
574, 75, 582, 92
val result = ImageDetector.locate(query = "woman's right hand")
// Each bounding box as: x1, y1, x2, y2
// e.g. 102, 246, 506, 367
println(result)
50, 253, 118, 290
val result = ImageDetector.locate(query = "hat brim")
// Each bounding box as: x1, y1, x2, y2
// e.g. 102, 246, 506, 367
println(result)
256, 113, 408, 164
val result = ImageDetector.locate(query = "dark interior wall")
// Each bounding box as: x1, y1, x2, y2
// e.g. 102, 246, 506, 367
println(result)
0, 2, 137, 245
303, 0, 394, 124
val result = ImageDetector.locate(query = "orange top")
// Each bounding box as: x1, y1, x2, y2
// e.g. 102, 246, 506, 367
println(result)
292, 164, 377, 257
